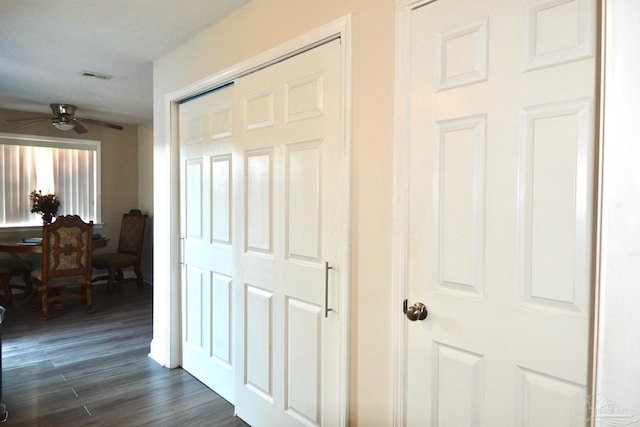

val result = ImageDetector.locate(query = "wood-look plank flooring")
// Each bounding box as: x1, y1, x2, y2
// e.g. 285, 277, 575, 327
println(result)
0, 283, 249, 426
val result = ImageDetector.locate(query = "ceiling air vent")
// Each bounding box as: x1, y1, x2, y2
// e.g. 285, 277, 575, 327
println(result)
81, 71, 113, 80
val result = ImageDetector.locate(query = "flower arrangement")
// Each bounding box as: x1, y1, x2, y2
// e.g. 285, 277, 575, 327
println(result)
29, 190, 60, 223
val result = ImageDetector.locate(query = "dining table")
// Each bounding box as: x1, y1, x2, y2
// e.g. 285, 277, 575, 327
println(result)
0, 237, 109, 305
0, 237, 109, 255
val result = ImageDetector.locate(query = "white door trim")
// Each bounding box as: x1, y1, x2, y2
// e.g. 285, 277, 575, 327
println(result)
392, 2, 426, 425
391, 0, 603, 424
155, 15, 353, 425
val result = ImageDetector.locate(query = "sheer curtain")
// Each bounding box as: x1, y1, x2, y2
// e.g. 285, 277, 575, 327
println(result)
0, 135, 98, 227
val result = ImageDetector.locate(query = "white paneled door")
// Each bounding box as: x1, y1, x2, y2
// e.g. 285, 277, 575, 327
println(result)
180, 84, 236, 403
180, 39, 344, 427
400, 0, 596, 425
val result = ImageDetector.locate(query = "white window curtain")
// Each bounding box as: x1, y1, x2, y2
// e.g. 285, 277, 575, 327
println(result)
0, 133, 100, 227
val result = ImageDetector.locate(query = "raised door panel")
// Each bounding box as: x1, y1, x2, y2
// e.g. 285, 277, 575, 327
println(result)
211, 272, 233, 367
286, 297, 322, 426
433, 343, 484, 426
184, 265, 205, 349
211, 156, 232, 244
185, 159, 203, 239
434, 116, 486, 298
286, 141, 322, 262
244, 283, 274, 401
518, 100, 593, 315
245, 150, 273, 254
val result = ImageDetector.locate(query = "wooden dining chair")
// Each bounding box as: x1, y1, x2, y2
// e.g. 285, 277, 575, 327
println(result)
92, 209, 148, 292
0, 259, 32, 306
31, 215, 94, 320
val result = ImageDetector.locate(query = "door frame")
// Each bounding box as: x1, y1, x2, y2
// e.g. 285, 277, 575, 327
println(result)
391, 0, 603, 424
159, 15, 353, 424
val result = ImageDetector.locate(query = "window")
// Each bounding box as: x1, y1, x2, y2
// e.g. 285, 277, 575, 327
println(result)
0, 132, 101, 228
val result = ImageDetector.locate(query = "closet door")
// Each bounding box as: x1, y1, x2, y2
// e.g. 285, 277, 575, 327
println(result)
232, 39, 343, 427
180, 84, 236, 403
180, 38, 345, 427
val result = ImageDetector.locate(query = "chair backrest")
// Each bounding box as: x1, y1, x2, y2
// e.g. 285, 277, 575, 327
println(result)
41, 215, 93, 282
117, 209, 148, 256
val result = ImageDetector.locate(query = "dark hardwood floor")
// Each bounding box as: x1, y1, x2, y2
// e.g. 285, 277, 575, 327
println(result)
0, 283, 249, 426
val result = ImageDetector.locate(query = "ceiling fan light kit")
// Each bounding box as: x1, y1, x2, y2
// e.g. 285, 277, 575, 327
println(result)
52, 119, 75, 131
6, 103, 124, 134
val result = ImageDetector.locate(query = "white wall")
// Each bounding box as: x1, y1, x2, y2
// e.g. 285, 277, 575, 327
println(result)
594, 0, 640, 421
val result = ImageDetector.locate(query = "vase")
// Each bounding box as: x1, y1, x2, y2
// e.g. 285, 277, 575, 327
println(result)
42, 212, 54, 224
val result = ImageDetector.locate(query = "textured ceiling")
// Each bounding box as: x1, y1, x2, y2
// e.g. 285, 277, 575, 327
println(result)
0, 0, 249, 126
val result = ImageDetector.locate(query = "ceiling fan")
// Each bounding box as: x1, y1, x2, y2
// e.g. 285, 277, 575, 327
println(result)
6, 104, 123, 134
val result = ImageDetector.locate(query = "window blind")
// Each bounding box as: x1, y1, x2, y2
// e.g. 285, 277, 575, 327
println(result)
0, 133, 100, 227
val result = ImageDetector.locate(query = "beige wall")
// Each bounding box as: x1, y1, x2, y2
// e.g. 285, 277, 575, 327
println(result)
153, 1, 396, 425
137, 121, 154, 282
0, 107, 140, 258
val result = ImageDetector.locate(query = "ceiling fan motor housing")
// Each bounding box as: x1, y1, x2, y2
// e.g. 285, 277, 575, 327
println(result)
50, 104, 77, 117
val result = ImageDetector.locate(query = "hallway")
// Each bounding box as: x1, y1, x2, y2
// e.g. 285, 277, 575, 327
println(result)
1, 283, 248, 426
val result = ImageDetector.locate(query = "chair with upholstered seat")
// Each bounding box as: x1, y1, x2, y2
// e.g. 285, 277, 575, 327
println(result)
0, 259, 32, 305
31, 215, 93, 320
92, 209, 148, 292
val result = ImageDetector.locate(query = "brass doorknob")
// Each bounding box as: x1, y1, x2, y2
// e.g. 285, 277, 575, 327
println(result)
404, 301, 428, 321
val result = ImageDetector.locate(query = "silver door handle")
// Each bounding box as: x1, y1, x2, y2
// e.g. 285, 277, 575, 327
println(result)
403, 300, 428, 321
179, 236, 185, 266
324, 262, 333, 318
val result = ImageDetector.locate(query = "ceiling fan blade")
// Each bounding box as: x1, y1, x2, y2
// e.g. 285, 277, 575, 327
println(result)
14, 118, 51, 130
6, 116, 52, 123
78, 117, 123, 131
72, 121, 89, 134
